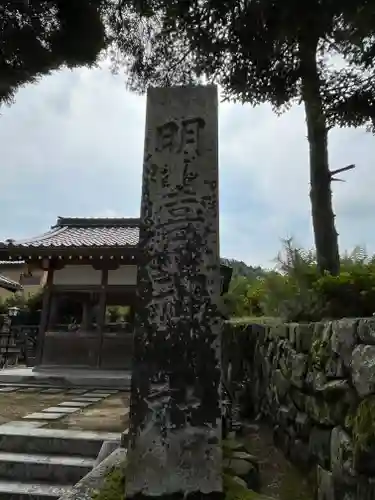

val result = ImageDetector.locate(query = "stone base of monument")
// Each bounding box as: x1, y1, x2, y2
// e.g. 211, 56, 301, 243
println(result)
0, 367, 131, 389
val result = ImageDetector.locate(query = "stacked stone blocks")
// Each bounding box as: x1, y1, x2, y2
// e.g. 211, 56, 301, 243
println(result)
223, 318, 375, 499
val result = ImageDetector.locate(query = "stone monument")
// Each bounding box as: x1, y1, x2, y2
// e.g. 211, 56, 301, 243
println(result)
125, 85, 223, 500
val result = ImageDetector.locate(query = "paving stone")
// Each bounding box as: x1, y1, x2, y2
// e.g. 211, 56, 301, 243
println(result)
0, 386, 19, 393
17, 387, 40, 393
66, 389, 87, 395
58, 401, 91, 408
40, 388, 64, 394
23, 412, 63, 420
42, 407, 79, 414
83, 392, 112, 398
0, 420, 47, 428
91, 389, 119, 394
71, 397, 103, 403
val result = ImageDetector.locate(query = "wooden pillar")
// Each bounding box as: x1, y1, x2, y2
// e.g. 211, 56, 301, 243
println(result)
34, 268, 54, 368
96, 268, 108, 368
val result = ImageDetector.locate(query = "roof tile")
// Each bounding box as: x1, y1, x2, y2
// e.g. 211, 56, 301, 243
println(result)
1, 218, 140, 249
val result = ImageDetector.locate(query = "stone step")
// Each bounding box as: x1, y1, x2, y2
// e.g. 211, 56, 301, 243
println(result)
0, 452, 95, 485
0, 479, 72, 500
0, 427, 121, 458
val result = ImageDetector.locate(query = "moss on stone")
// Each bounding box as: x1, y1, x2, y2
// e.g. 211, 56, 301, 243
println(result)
223, 473, 271, 500
92, 465, 125, 500
278, 467, 315, 500
310, 338, 330, 369
92, 440, 270, 500
92, 466, 269, 500
352, 396, 375, 458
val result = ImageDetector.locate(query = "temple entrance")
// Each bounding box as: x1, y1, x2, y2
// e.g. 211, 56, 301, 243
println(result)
41, 287, 135, 369
101, 291, 135, 370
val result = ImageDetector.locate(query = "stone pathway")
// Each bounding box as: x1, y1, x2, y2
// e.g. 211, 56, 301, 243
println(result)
0, 385, 128, 499
0, 386, 122, 429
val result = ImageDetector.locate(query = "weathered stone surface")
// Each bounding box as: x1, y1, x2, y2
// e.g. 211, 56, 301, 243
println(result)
295, 412, 311, 439
316, 466, 334, 500
273, 425, 291, 456
331, 319, 358, 368
316, 380, 351, 400
58, 448, 126, 500
289, 352, 308, 388
289, 387, 306, 412
330, 426, 354, 478
305, 395, 335, 426
273, 369, 290, 402
295, 323, 314, 353
309, 426, 331, 468
270, 324, 288, 339
277, 405, 295, 427
289, 439, 311, 469
288, 323, 298, 346
352, 397, 375, 476
23, 412, 63, 420
126, 86, 223, 498
352, 345, 375, 397
357, 477, 375, 500
223, 456, 259, 491
325, 356, 345, 379
231, 476, 247, 489
93, 440, 120, 468
358, 318, 375, 345
305, 369, 327, 391
311, 322, 332, 370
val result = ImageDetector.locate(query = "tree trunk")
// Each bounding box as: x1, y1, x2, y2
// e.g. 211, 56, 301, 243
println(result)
300, 43, 340, 276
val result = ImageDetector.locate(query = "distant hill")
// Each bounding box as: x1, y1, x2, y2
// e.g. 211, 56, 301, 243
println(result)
220, 258, 265, 281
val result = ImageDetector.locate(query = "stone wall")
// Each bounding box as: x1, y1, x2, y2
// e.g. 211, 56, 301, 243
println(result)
223, 318, 375, 499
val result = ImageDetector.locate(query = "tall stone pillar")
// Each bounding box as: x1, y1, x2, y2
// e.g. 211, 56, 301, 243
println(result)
125, 86, 223, 500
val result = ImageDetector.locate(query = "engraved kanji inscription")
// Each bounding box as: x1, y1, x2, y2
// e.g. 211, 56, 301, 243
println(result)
155, 117, 206, 155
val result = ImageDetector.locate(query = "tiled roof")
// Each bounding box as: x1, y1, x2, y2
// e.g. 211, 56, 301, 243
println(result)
0, 217, 140, 250
0, 274, 22, 292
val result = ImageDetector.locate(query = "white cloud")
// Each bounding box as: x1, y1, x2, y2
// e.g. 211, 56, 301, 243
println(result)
0, 64, 374, 266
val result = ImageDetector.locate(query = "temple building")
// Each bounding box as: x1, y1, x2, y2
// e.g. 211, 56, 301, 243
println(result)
0, 217, 231, 371
0, 260, 44, 299
0, 273, 22, 294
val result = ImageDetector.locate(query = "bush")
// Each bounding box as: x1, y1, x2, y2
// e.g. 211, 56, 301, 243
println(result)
225, 240, 375, 322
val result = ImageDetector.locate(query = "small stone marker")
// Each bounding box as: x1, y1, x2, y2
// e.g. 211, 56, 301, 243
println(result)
42, 406, 79, 414
23, 412, 63, 420
126, 86, 223, 500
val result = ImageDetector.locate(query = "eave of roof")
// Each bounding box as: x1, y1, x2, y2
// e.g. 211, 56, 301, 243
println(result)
0, 274, 23, 292
0, 217, 140, 254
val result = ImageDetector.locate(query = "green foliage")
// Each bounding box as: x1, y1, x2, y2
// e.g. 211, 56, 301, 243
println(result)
92, 465, 125, 500
352, 397, 375, 464
225, 239, 375, 322
1, 0, 107, 105
0, 290, 43, 320
106, 0, 375, 276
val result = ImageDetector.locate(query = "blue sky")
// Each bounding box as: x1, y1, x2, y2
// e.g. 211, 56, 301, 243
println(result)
1, 62, 374, 268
